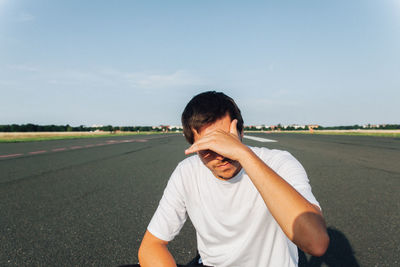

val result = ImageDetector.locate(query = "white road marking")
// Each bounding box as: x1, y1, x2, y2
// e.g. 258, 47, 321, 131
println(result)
52, 148, 67, 152
0, 137, 156, 160
29, 150, 47, 155
0, 153, 23, 158
243, 135, 277, 143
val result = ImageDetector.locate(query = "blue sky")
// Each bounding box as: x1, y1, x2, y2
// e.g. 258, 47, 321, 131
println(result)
1, 0, 399, 126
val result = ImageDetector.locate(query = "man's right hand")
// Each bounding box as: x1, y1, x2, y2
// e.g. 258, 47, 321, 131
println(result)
138, 230, 177, 267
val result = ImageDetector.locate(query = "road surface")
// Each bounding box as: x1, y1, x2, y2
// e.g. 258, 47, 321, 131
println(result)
1, 133, 399, 266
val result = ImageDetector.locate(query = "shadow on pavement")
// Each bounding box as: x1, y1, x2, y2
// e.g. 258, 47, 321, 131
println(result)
120, 227, 359, 267
119, 254, 206, 267
298, 227, 360, 267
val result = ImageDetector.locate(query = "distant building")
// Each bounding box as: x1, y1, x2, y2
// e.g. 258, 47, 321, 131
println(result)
151, 125, 170, 132
307, 125, 320, 129
169, 125, 183, 130
293, 125, 305, 129
91, 124, 104, 128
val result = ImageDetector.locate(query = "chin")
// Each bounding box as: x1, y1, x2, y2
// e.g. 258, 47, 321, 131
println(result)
215, 170, 237, 180
208, 162, 242, 180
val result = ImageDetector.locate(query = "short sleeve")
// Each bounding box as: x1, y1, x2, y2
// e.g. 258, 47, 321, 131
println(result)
262, 149, 320, 208
147, 164, 188, 242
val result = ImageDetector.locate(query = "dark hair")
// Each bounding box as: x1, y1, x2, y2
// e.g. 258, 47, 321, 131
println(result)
181, 91, 244, 144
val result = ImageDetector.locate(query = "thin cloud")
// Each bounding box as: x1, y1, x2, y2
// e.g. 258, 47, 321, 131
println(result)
3, 65, 203, 91
15, 11, 35, 22
96, 68, 202, 89
125, 70, 200, 89
8, 64, 39, 72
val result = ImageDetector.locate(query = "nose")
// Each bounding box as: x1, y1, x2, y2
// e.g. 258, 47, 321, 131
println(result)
215, 153, 225, 161
199, 150, 224, 161
207, 150, 224, 160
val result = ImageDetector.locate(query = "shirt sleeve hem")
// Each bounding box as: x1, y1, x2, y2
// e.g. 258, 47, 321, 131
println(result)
147, 227, 174, 242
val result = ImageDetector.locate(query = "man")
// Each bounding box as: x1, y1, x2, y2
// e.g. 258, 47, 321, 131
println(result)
138, 91, 329, 267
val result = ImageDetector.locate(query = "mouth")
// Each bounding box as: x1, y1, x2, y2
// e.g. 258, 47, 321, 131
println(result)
216, 161, 232, 168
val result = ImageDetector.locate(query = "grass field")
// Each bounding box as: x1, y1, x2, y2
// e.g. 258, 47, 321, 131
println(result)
1, 129, 399, 143
0, 131, 170, 143
271, 129, 400, 138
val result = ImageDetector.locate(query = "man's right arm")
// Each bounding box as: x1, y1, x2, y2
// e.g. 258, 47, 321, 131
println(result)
138, 230, 177, 267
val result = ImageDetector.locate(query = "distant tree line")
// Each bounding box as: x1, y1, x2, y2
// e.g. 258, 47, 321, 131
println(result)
1, 123, 399, 132
244, 124, 309, 131
318, 124, 400, 130
243, 124, 400, 131
0, 124, 167, 132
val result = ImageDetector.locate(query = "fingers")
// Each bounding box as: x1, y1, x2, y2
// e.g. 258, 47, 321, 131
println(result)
185, 146, 197, 155
230, 119, 238, 136
185, 139, 207, 155
185, 121, 240, 155
185, 131, 218, 155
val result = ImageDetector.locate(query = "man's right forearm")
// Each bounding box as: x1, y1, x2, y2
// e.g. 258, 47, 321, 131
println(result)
138, 231, 177, 267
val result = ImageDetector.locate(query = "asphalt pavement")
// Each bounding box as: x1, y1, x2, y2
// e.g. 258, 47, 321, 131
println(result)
0, 133, 399, 266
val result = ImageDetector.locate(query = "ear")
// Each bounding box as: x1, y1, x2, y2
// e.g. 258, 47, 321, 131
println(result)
229, 119, 238, 136
192, 127, 200, 142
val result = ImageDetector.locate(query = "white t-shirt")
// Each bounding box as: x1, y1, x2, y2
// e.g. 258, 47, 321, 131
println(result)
148, 147, 320, 267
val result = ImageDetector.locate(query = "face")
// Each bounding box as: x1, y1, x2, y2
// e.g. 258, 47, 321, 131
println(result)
193, 114, 242, 180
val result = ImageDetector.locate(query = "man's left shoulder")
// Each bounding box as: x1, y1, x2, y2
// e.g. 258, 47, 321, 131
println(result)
249, 146, 294, 162
250, 146, 305, 175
